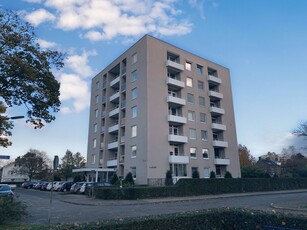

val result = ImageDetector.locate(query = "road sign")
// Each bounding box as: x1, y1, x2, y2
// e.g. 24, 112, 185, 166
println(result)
0, 155, 10, 160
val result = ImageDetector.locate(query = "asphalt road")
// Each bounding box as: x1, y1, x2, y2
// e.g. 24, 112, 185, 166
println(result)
13, 188, 307, 224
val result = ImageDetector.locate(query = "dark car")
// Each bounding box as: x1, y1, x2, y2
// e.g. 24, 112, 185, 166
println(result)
58, 182, 74, 192
79, 182, 111, 194
22, 182, 34, 189
0, 184, 14, 201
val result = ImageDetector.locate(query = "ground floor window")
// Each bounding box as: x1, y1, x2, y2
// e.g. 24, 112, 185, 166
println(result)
131, 167, 136, 179
204, 168, 210, 178
170, 164, 187, 177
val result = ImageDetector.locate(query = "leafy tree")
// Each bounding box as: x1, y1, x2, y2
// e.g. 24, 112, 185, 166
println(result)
59, 150, 86, 180
238, 144, 256, 167
165, 170, 173, 185
14, 149, 50, 181
293, 121, 307, 136
192, 169, 200, 179
0, 102, 13, 147
241, 166, 270, 178
0, 9, 64, 143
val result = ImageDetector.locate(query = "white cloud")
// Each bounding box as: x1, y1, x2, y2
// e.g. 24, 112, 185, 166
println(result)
65, 50, 97, 78
25, 8, 55, 27
23, 0, 42, 3
25, 0, 192, 41
188, 0, 206, 20
37, 38, 57, 49
59, 73, 90, 113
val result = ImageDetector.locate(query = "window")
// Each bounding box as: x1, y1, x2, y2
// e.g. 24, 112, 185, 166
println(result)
131, 88, 137, 100
202, 148, 209, 159
189, 128, 196, 139
94, 124, 97, 133
131, 106, 137, 118
95, 95, 99, 104
190, 147, 197, 158
197, 65, 203, 76
96, 81, 100, 90
131, 70, 137, 82
132, 53, 137, 64
95, 109, 98, 118
187, 93, 194, 103
186, 77, 193, 87
200, 113, 206, 123
204, 168, 210, 178
201, 130, 208, 141
188, 110, 195, 121
91, 154, 96, 164
169, 144, 180, 155
131, 125, 137, 137
169, 125, 179, 135
199, 96, 205, 106
93, 139, 97, 148
185, 62, 192, 71
131, 145, 137, 157
198, 81, 204, 90
173, 164, 187, 177
131, 167, 136, 179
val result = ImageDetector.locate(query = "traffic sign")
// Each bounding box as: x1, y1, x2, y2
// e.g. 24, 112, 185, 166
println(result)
0, 155, 10, 160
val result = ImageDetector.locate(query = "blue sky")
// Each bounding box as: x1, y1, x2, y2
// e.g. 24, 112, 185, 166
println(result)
1, 0, 307, 161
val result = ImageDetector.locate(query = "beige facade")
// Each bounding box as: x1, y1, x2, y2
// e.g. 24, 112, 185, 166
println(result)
86, 35, 241, 185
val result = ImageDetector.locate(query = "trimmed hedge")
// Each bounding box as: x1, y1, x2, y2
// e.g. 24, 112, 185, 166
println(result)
38, 208, 307, 230
94, 178, 307, 200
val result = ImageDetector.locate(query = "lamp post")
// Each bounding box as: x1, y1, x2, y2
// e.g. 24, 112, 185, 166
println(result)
48, 155, 59, 224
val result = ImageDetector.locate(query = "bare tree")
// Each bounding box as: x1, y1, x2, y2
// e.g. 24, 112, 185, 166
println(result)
293, 121, 307, 136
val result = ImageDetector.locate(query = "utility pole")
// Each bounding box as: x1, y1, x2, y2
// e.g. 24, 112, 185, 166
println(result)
48, 155, 59, 224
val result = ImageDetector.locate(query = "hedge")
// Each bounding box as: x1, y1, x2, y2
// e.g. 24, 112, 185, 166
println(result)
94, 178, 307, 200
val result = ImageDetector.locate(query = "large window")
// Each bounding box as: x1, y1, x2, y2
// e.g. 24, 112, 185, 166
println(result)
201, 130, 208, 141
131, 70, 137, 82
197, 65, 203, 76
131, 125, 137, 137
91, 154, 96, 164
199, 96, 205, 106
202, 148, 209, 159
189, 128, 196, 139
173, 164, 187, 177
132, 53, 137, 64
95, 109, 98, 118
200, 113, 206, 123
198, 81, 204, 90
96, 81, 100, 90
187, 93, 194, 104
93, 139, 96, 148
131, 88, 137, 100
190, 147, 197, 158
131, 106, 137, 118
95, 95, 99, 104
188, 110, 195, 121
185, 62, 192, 71
131, 145, 137, 157
94, 124, 97, 133
204, 168, 210, 178
186, 77, 193, 87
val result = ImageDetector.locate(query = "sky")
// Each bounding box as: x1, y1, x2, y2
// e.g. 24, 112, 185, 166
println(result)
1, 0, 307, 162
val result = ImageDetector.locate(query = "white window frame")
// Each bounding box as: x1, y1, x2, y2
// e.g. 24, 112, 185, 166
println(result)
131, 125, 137, 137
186, 77, 193, 87
189, 128, 196, 139
202, 148, 209, 159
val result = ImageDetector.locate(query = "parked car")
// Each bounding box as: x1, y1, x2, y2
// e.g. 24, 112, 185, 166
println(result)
70, 182, 85, 193
0, 184, 14, 201
46, 182, 57, 191
79, 182, 111, 194
40, 182, 49, 191
54, 182, 65, 191
22, 181, 34, 189
33, 181, 47, 190
58, 182, 74, 192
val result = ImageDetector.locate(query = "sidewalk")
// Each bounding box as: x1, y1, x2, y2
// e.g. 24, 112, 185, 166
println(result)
60, 189, 307, 209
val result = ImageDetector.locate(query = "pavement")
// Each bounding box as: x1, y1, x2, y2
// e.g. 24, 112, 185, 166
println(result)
59, 189, 307, 214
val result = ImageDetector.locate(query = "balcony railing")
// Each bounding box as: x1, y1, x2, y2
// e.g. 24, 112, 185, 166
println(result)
167, 96, 186, 106
168, 134, 188, 143
166, 77, 185, 88
107, 159, 118, 167
207, 75, 222, 84
213, 140, 228, 148
168, 115, 187, 124
166, 60, 184, 71
169, 155, 189, 164
210, 106, 225, 115
214, 158, 230, 165
209, 90, 223, 99
211, 123, 226, 131
110, 76, 120, 88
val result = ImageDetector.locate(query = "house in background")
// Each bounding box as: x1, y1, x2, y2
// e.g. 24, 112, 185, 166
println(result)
0, 162, 28, 182
79, 34, 241, 185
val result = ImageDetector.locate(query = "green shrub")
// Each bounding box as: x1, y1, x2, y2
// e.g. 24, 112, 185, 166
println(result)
165, 170, 173, 185
224, 171, 232, 178
210, 171, 216, 178
0, 197, 27, 224
110, 173, 119, 185
192, 170, 200, 179
123, 172, 134, 186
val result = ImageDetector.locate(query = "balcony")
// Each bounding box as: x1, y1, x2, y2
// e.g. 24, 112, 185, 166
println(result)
109, 107, 119, 117
107, 159, 118, 167
108, 141, 119, 149
168, 115, 187, 125
207, 75, 222, 84
214, 158, 230, 165
167, 96, 186, 107
108, 124, 119, 133
213, 140, 228, 148
169, 155, 189, 164
209, 90, 223, 99
210, 106, 225, 115
166, 60, 184, 71
168, 134, 188, 143
110, 76, 120, 88
211, 123, 226, 131
110, 91, 120, 102
166, 77, 185, 89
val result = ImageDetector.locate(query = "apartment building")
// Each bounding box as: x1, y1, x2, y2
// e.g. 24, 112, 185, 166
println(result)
85, 35, 241, 185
